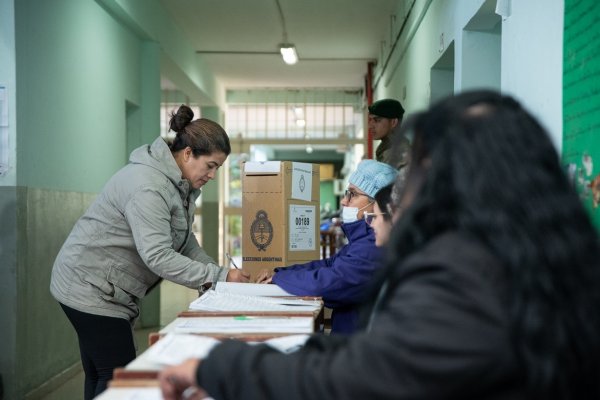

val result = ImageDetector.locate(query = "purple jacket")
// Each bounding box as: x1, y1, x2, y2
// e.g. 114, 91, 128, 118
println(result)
272, 219, 382, 334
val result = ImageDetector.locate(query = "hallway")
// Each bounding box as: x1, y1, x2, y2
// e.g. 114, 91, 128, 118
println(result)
2, 0, 593, 398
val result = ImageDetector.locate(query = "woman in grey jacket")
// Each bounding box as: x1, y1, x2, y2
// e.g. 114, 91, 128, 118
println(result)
50, 104, 249, 399
159, 92, 600, 400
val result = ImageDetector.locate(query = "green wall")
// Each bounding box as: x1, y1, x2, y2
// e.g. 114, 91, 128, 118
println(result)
17, 188, 97, 397
199, 106, 223, 262
319, 180, 338, 216
562, 0, 600, 229
3, 3, 223, 394
12, 0, 147, 395
0, 1, 18, 398
0, 187, 18, 399
16, 0, 149, 192
3, 0, 163, 397
96, 0, 222, 107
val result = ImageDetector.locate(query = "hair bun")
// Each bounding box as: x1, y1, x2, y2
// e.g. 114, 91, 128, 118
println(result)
169, 104, 194, 133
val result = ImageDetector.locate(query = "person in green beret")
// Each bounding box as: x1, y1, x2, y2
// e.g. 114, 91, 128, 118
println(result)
368, 98, 410, 169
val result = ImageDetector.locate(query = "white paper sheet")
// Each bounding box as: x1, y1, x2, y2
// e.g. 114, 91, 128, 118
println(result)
291, 162, 313, 201
189, 290, 320, 312
288, 204, 317, 251
143, 333, 220, 366
93, 387, 162, 400
244, 161, 280, 173
214, 282, 294, 297
161, 317, 314, 334
263, 334, 310, 353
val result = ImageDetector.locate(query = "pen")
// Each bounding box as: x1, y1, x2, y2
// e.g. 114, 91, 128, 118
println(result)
226, 252, 240, 270
182, 386, 199, 400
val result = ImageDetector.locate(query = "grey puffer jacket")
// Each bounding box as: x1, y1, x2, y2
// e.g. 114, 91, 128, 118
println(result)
50, 137, 228, 320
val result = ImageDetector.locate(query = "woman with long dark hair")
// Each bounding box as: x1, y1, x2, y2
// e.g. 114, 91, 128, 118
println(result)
375, 89, 600, 398
159, 91, 600, 400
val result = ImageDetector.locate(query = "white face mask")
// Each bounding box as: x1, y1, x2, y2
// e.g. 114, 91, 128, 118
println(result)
342, 206, 359, 224
342, 202, 373, 224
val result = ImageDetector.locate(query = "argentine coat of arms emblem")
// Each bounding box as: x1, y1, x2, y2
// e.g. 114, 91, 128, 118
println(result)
250, 210, 273, 251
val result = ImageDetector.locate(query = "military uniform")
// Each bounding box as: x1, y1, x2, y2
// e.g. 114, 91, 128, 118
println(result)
376, 134, 410, 170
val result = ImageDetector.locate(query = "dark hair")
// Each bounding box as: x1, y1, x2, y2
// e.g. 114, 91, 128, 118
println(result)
168, 104, 231, 156
387, 90, 600, 398
374, 184, 393, 222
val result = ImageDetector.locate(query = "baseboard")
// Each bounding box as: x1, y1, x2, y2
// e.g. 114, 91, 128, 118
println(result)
23, 326, 157, 399
24, 362, 82, 400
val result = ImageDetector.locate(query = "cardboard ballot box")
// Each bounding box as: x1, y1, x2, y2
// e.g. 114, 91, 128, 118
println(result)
242, 161, 320, 280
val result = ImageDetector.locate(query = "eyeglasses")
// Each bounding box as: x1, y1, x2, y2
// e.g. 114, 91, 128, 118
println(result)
344, 189, 371, 201
363, 212, 387, 225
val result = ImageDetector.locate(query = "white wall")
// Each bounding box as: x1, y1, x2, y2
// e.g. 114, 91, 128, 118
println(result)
373, 0, 564, 150
373, 0, 490, 113
501, 0, 564, 150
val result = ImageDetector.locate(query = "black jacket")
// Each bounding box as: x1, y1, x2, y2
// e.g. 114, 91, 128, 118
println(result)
197, 232, 526, 399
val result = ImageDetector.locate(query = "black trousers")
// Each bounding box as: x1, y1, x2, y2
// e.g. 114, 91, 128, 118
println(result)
60, 303, 137, 400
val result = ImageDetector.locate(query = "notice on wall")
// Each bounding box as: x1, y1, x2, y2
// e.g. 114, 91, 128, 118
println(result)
289, 204, 316, 251
0, 85, 7, 127
291, 162, 312, 201
0, 84, 8, 176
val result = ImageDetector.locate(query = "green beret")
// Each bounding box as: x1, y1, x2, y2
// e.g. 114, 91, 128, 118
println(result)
368, 99, 405, 119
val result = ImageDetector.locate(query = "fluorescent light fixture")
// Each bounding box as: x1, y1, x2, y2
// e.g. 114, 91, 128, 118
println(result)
280, 44, 298, 65
296, 119, 306, 128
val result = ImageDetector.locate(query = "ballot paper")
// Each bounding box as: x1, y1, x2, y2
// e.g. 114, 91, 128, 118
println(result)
165, 316, 314, 334
144, 333, 220, 366
214, 282, 294, 296
95, 386, 215, 400
140, 333, 310, 368
93, 387, 162, 400
262, 334, 311, 353
189, 290, 321, 312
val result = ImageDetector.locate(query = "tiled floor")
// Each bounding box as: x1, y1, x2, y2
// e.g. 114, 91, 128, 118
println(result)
38, 326, 158, 400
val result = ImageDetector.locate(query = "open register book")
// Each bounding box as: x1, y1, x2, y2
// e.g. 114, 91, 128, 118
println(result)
214, 282, 294, 296
189, 290, 321, 312
161, 316, 315, 335
131, 332, 311, 370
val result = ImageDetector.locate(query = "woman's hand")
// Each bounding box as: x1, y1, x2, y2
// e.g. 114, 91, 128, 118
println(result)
255, 269, 274, 284
159, 358, 207, 400
226, 269, 251, 282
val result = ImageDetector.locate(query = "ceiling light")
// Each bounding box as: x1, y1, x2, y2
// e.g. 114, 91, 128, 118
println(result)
280, 44, 298, 65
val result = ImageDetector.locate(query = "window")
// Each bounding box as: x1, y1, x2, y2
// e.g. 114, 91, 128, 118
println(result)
160, 103, 201, 140
225, 104, 362, 140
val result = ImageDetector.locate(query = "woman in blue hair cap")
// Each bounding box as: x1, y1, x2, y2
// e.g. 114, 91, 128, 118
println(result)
256, 159, 398, 334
